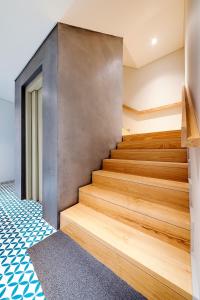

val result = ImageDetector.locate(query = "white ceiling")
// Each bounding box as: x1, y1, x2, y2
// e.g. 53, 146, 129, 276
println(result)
62, 0, 185, 68
0, 0, 184, 102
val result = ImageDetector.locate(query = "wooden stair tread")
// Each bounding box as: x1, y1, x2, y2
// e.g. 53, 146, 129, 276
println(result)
123, 130, 181, 142
79, 184, 190, 230
104, 159, 188, 168
93, 170, 189, 192
118, 134, 183, 149
111, 149, 187, 162
103, 159, 188, 182
61, 203, 192, 299
113, 149, 186, 152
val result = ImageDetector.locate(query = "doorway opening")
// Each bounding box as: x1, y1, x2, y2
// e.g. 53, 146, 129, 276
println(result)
25, 74, 43, 202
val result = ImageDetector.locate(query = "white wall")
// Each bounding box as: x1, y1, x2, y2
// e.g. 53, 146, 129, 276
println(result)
123, 48, 184, 133
0, 99, 15, 183
0, 0, 73, 102
185, 1, 200, 299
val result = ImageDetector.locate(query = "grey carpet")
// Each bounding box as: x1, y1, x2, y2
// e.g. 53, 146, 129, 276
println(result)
28, 231, 146, 300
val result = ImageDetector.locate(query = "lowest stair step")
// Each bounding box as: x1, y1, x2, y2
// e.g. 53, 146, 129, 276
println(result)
79, 184, 190, 250
103, 159, 188, 182
111, 149, 187, 162
92, 170, 189, 210
60, 204, 192, 300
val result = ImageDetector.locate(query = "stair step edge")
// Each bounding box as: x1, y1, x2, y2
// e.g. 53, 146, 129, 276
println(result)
104, 159, 188, 168
93, 171, 189, 192
79, 185, 190, 230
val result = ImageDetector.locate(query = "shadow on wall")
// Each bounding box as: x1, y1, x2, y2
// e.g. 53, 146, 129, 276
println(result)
123, 106, 181, 121
185, 0, 200, 298
0, 99, 15, 183
123, 48, 184, 109
122, 48, 184, 134
123, 106, 182, 134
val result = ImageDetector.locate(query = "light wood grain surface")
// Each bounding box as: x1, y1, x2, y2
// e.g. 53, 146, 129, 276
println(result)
60, 129, 191, 300
181, 86, 200, 147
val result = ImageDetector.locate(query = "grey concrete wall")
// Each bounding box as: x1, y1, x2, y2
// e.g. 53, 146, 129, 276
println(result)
15, 23, 123, 229
185, 1, 200, 299
57, 23, 123, 214
15, 26, 58, 228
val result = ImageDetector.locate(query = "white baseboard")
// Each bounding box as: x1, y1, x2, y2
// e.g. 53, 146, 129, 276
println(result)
192, 256, 200, 300
0, 180, 15, 185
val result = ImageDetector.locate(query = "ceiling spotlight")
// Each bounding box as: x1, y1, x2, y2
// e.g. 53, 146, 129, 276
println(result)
151, 37, 158, 46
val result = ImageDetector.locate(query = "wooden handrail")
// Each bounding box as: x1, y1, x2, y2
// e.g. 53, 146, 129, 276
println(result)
181, 86, 200, 147
123, 101, 181, 116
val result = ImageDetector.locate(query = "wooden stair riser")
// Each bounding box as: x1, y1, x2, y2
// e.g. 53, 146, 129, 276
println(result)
92, 173, 189, 210
123, 130, 181, 142
61, 222, 185, 300
118, 138, 182, 149
80, 185, 190, 229
103, 159, 188, 182
60, 213, 191, 300
111, 149, 187, 163
79, 190, 190, 251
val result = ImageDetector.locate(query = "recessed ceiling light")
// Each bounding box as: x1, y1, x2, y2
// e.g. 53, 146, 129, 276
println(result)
151, 37, 158, 46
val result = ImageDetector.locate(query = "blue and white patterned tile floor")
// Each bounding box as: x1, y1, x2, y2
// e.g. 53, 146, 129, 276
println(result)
0, 183, 56, 299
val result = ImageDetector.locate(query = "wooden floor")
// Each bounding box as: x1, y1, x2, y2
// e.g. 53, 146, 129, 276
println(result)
60, 130, 192, 300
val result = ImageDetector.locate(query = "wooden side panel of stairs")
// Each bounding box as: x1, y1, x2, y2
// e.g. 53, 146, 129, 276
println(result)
60, 130, 192, 300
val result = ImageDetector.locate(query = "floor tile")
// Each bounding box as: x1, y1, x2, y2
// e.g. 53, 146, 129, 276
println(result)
0, 183, 56, 300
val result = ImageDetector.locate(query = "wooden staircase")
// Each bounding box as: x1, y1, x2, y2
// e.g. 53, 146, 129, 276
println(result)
60, 130, 192, 300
